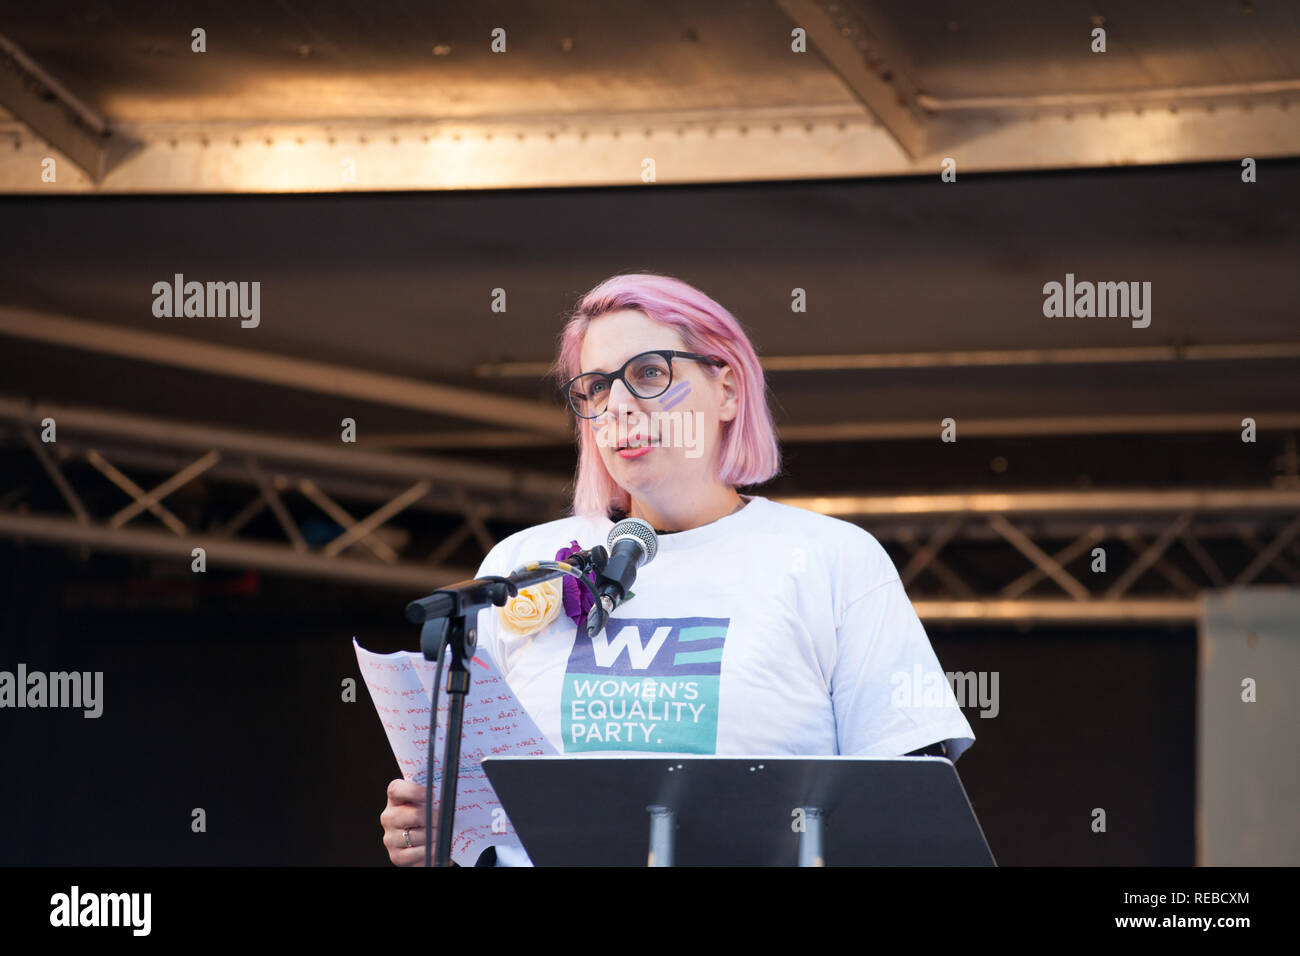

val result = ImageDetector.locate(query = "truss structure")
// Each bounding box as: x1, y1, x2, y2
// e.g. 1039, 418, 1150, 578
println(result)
784, 491, 1300, 624
2, 395, 1298, 624
0, 395, 569, 591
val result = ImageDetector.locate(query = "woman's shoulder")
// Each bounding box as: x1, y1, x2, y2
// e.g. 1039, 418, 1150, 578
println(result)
756, 497, 884, 547
477, 513, 607, 575
754, 497, 897, 591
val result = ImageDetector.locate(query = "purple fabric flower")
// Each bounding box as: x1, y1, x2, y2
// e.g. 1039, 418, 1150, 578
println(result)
555, 539, 596, 629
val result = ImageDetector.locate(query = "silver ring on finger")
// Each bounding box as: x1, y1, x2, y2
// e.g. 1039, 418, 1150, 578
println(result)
404, 827, 412, 849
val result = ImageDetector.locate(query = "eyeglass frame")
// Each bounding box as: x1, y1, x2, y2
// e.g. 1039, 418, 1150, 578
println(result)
561, 349, 727, 419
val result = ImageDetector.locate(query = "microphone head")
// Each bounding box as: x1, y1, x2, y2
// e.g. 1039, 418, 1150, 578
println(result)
607, 516, 658, 566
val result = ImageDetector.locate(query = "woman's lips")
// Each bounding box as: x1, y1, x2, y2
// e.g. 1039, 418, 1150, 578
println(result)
617, 444, 654, 459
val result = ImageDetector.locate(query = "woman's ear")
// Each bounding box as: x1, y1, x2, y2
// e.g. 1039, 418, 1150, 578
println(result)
717, 365, 739, 423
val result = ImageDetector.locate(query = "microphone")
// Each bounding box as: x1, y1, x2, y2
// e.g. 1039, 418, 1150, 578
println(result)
404, 548, 607, 625
587, 517, 658, 637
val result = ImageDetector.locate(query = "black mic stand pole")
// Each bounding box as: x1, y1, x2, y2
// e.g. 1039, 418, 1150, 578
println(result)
406, 577, 513, 867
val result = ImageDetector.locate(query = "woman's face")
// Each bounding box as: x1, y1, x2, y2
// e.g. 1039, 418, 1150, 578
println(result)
577, 309, 737, 503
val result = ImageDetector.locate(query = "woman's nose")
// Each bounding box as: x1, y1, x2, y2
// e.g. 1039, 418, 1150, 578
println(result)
605, 376, 640, 413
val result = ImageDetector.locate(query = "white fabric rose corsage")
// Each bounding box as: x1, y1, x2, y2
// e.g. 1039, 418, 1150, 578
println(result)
497, 578, 564, 637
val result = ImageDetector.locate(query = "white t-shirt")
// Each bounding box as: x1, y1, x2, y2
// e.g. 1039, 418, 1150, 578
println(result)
472, 494, 974, 866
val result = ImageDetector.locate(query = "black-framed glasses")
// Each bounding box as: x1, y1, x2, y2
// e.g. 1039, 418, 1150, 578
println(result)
562, 349, 726, 419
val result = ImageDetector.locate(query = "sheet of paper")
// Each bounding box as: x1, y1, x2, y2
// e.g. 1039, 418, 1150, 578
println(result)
354, 638, 556, 866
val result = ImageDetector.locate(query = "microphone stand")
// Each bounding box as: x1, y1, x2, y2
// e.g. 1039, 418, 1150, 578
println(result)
403, 549, 607, 867
406, 576, 513, 867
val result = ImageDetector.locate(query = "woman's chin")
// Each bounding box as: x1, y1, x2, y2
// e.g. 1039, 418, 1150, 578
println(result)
608, 458, 664, 491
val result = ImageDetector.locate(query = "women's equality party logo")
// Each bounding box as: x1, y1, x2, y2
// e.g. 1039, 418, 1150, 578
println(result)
561, 615, 730, 753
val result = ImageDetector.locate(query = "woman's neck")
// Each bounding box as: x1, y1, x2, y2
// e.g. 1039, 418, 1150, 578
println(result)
622, 486, 745, 534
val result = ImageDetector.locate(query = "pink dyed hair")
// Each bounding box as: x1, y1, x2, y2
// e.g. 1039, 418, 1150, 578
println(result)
551, 273, 782, 518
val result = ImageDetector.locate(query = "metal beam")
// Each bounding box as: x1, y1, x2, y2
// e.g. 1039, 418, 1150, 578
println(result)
475, 342, 1300, 378
912, 599, 1199, 624
7, 422, 1298, 617
780, 415, 1300, 443
1115, 524, 1199, 596
0, 395, 570, 500
1105, 513, 1194, 600
244, 457, 307, 554
320, 480, 430, 558
0, 306, 569, 436
367, 411, 1300, 449
364, 430, 562, 451
780, 488, 1300, 517
873, 517, 1288, 544
1001, 526, 1106, 599
108, 450, 220, 529
917, 79, 1300, 114
1236, 529, 1300, 585
19, 424, 89, 524
1232, 515, 1300, 587
296, 479, 398, 563
0, 513, 1215, 623
895, 523, 974, 597
5, 97, 1296, 193
775, 0, 926, 158
42, 438, 553, 524
85, 449, 188, 535
0, 106, 900, 192
1180, 527, 1228, 589
449, 485, 497, 554
987, 514, 1090, 602
0, 511, 471, 591
898, 515, 964, 587
0, 32, 124, 183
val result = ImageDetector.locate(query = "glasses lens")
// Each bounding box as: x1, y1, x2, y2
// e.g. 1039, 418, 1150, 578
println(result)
626, 353, 672, 398
567, 353, 674, 418
568, 373, 608, 418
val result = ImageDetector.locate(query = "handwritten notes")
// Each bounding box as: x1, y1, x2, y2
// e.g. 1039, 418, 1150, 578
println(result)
353, 638, 556, 866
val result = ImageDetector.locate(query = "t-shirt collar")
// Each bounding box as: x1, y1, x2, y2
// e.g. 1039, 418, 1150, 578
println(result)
602, 494, 763, 552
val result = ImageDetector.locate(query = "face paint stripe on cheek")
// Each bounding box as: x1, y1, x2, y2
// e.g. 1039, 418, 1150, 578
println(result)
659, 381, 691, 410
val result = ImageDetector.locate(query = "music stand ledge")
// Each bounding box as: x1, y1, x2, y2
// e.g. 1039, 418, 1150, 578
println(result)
482, 754, 995, 866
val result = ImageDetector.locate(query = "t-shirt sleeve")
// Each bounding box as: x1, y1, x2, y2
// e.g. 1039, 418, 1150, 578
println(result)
830, 575, 975, 762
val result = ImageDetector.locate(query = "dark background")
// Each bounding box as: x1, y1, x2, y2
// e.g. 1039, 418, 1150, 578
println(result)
3, 160, 1293, 866
0, 541, 1194, 866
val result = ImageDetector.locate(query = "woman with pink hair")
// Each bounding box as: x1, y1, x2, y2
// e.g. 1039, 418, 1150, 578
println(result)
381, 273, 973, 866
554, 271, 782, 527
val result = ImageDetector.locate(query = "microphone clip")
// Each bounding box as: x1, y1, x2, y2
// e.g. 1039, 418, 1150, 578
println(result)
568, 545, 608, 576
